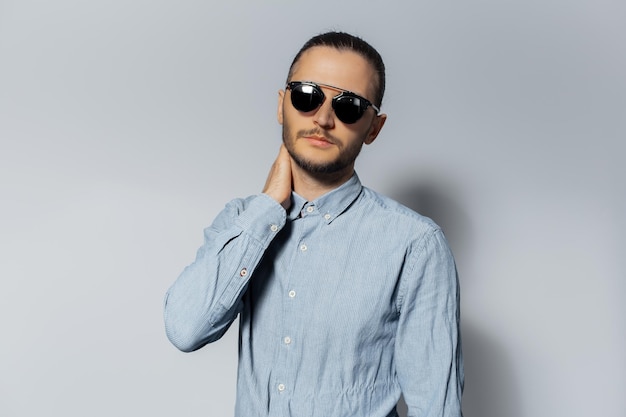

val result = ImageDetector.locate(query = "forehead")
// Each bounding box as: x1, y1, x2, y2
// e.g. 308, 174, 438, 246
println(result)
290, 46, 377, 100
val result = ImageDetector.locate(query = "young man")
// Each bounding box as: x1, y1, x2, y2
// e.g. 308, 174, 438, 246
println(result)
164, 31, 464, 417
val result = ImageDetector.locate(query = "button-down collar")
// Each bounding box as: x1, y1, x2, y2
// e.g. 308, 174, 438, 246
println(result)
286, 173, 363, 224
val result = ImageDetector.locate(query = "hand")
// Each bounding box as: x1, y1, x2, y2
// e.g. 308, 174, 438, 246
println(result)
263, 144, 292, 210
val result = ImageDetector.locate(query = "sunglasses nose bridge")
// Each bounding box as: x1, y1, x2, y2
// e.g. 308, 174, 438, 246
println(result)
311, 88, 337, 128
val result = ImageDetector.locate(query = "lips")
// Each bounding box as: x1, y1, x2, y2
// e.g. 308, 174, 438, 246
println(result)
302, 135, 334, 148
304, 135, 331, 143
296, 129, 339, 148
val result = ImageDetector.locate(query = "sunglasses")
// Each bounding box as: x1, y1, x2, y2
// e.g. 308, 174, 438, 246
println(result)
286, 81, 380, 124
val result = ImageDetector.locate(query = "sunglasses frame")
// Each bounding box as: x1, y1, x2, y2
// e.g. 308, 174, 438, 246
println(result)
286, 81, 380, 124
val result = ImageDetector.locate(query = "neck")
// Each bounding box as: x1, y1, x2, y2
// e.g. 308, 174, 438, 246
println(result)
290, 160, 354, 202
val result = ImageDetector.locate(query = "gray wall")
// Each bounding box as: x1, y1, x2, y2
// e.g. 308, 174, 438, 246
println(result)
1, 1, 624, 416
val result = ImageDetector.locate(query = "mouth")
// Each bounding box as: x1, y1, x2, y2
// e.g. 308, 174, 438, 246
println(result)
302, 135, 334, 148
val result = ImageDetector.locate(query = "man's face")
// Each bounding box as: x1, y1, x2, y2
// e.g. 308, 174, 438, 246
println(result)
277, 46, 386, 176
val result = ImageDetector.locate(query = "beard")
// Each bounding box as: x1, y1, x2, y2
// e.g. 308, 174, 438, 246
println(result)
282, 123, 364, 175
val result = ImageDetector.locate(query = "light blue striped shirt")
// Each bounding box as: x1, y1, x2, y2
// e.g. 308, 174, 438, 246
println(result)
164, 174, 463, 417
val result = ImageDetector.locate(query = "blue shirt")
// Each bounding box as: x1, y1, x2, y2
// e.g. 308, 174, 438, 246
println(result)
164, 174, 463, 417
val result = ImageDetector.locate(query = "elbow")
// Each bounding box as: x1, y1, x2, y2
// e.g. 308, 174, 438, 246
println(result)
164, 309, 227, 352
163, 308, 206, 353
164, 321, 206, 353
163, 292, 206, 352
163, 293, 237, 352
170, 339, 202, 353
165, 319, 231, 352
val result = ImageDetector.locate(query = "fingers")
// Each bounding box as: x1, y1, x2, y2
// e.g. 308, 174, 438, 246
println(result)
263, 144, 292, 210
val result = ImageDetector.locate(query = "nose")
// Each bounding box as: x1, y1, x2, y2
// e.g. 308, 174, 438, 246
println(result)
312, 96, 335, 129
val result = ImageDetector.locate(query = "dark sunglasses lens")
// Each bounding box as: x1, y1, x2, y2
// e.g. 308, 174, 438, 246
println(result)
291, 84, 323, 112
333, 96, 365, 124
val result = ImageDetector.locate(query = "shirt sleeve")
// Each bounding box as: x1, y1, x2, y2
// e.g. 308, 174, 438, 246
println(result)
394, 228, 464, 417
163, 194, 286, 352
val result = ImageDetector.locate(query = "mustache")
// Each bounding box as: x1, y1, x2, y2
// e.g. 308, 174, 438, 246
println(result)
296, 129, 340, 145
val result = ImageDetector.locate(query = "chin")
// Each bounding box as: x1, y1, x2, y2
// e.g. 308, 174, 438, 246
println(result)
291, 150, 354, 175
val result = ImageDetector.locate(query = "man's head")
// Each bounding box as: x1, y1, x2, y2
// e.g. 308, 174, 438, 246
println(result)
286, 32, 385, 108
278, 32, 387, 179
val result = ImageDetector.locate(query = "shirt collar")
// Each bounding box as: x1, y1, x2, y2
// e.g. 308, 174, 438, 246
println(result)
286, 173, 363, 224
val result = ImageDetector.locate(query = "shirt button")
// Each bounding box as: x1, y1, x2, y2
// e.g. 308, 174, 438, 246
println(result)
306, 206, 314, 213
300, 244, 307, 252
270, 224, 278, 232
288, 290, 296, 298
239, 268, 248, 277
283, 336, 292, 345
278, 383, 286, 392
324, 213, 331, 220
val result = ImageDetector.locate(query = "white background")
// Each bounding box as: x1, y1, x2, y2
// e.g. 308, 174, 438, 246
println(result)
1, 1, 624, 416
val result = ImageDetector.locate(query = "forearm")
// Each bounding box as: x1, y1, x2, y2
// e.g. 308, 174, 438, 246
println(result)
163, 194, 286, 352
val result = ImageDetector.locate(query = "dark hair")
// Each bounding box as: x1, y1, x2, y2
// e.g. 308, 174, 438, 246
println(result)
287, 31, 386, 108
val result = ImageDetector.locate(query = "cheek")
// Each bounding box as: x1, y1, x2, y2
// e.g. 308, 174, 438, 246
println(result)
360, 117, 379, 144
343, 123, 371, 144
282, 106, 311, 133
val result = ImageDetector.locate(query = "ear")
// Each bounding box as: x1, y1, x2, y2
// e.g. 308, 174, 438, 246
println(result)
277, 90, 285, 125
364, 113, 387, 145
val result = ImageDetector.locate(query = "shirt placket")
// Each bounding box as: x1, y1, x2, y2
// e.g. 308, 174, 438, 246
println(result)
271, 202, 319, 415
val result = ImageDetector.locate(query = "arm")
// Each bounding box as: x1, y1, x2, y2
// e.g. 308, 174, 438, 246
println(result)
164, 145, 293, 352
395, 228, 464, 417
163, 194, 286, 352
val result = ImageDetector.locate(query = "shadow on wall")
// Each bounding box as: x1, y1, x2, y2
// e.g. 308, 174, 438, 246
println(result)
460, 320, 522, 417
389, 181, 470, 258
389, 180, 521, 417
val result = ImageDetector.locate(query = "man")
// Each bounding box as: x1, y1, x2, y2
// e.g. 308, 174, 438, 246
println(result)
164, 31, 463, 417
